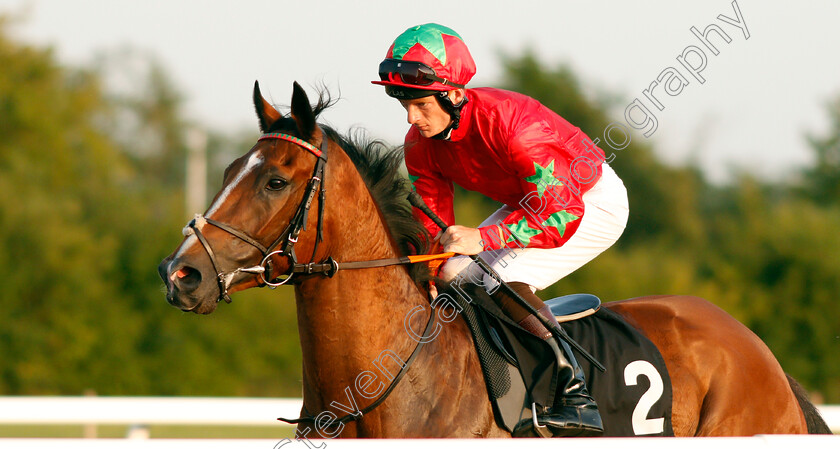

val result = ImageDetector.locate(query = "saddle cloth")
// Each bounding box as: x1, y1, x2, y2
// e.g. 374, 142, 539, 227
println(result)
442, 282, 674, 437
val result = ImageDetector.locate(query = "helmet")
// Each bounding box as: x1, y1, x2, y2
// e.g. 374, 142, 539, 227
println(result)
372, 23, 476, 96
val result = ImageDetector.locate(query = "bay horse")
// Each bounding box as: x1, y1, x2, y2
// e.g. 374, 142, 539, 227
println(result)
158, 82, 829, 437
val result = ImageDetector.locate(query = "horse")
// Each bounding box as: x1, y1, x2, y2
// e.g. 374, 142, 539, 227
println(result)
158, 81, 830, 437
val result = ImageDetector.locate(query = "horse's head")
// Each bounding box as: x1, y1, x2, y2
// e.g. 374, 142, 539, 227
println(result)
158, 81, 329, 314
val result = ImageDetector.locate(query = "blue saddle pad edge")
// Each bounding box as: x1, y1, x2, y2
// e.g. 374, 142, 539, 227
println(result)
546, 293, 601, 318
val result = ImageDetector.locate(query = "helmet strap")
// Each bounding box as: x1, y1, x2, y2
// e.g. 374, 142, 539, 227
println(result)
430, 91, 468, 140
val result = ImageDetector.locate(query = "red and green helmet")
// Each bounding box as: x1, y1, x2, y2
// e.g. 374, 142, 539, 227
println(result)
372, 23, 476, 97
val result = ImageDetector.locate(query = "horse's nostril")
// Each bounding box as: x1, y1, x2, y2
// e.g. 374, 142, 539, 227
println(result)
172, 265, 202, 291
158, 258, 172, 283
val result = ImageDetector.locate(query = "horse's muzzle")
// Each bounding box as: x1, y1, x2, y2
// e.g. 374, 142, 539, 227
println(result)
158, 257, 217, 314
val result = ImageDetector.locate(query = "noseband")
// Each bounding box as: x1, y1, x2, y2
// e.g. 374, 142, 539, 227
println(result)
183, 127, 331, 303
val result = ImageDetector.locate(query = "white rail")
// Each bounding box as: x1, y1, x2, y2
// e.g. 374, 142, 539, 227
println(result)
0, 396, 302, 426
820, 405, 840, 432
0, 397, 836, 439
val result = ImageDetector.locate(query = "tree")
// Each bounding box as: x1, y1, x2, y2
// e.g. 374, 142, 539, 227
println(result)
800, 95, 840, 204
0, 19, 143, 393
0, 21, 302, 397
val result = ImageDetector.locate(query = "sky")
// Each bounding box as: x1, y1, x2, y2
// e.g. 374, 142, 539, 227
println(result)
1, 0, 839, 183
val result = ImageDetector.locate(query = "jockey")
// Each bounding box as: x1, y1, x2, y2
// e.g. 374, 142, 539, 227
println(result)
373, 23, 628, 437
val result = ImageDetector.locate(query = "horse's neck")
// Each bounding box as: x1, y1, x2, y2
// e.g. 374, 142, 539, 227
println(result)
291, 149, 499, 437
293, 153, 434, 416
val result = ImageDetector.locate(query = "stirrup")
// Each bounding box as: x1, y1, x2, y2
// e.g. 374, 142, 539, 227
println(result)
531, 402, 554, 438
510, 403, 555, 438
536, 400, 604, 437
513, 401, 603, 438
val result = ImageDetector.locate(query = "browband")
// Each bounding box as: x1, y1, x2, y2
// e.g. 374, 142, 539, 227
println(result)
259, 132, 322, 158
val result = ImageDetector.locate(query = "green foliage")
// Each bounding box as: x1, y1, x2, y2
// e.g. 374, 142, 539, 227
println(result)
705, 184, 840, 400
0, 23, 135, 394
801, 95, 840, 205
0, 22, 300, 397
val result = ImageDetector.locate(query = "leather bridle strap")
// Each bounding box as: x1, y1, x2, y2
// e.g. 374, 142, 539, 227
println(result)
186, 215, 235, 303
277, 304, 438, 427
184, 128, 329, 302
288, 252, 456, 276
204, 217, 270, 254
260, 128, 329, 268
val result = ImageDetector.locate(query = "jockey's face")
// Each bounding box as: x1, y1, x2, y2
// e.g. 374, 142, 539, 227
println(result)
399, 90, 463, 138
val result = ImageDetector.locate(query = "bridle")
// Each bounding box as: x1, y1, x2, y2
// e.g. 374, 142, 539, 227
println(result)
182, 127, 330, 303
182, 126, 453, 303
180, 125, 449, 428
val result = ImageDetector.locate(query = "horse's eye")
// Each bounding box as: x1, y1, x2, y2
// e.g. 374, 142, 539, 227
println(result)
266, 177, 288, 191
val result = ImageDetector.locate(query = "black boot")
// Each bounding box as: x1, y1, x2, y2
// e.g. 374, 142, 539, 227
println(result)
518, 306, 604, 437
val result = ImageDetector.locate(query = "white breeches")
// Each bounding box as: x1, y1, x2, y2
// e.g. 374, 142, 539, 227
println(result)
440, 163, 629, 292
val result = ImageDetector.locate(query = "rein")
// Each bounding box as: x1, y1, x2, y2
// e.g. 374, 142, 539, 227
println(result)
278, 304, 438, 428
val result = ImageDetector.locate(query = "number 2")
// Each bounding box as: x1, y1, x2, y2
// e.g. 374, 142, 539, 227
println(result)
624, 360, 665, 435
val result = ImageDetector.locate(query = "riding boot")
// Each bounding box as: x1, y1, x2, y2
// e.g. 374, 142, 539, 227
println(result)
516, 301, 604, 437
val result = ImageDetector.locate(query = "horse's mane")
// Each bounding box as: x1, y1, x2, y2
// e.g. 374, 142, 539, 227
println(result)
266, 91, 432, 285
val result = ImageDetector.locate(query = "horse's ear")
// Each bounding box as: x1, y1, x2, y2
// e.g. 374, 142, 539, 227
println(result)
253, 80, 282, 133
290, 81, 316, 140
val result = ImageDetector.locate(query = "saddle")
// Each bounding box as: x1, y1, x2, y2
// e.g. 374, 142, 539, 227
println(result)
440, 281, 674, 437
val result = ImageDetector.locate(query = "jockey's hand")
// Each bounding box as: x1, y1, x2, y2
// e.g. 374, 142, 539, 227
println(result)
435, 225, 483, 255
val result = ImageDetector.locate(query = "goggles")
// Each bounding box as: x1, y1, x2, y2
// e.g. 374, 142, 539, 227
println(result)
378, 59, 465, 88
